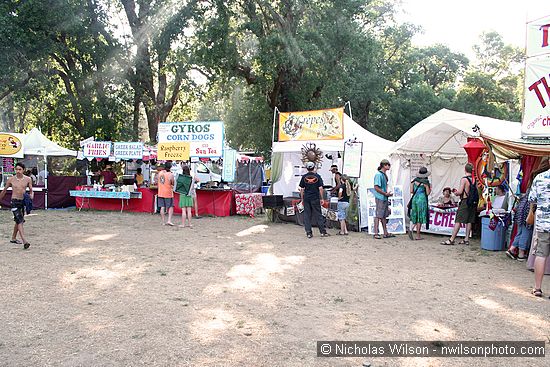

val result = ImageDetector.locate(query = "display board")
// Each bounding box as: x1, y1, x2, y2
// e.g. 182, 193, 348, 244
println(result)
366, 185, 406, 234
420, 207, 466, 236
222, 148, 237, 182
342, 142, 362, 178
158, 121, 224, 158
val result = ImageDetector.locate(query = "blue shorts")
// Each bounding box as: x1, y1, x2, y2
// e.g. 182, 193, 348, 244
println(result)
158, 197, 174, 208
11, 199, 25, 224
337, 201, 349, 220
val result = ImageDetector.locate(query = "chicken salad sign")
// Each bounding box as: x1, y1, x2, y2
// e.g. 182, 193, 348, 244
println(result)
158, 121, 224, 158
278, 108, 344, 141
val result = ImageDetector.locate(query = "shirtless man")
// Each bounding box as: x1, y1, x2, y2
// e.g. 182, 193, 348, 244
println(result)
0, 162, 33, 249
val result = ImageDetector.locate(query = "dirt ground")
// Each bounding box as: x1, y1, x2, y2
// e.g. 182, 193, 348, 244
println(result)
1, 209, 549, 367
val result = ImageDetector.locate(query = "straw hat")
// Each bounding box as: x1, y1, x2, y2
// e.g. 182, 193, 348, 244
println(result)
417, 166, 430, 178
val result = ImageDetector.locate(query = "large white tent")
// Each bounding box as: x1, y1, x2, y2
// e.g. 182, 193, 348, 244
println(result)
24, 128, 77, 157
271, 113, 395, 227
390, 109, 521, 207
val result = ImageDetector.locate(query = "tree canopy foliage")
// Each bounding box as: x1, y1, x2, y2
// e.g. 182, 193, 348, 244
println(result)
0, 0, 525, 155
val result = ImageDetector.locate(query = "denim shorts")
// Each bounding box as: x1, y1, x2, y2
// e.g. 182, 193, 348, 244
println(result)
337, 201, 349, 220
158, 197, 174, 208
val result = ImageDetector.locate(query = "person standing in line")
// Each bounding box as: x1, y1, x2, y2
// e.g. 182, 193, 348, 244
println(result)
529, 156, 550, 298
441, 163, 477, 246
505, 190, 532, 261
408, 167, 431, 240
299, 161, 329, 238
0, 162, 33, 249
157, 162, 175, 226
337, 174, 351, 235
373, 159, 394, 239
176, 165, 199, 228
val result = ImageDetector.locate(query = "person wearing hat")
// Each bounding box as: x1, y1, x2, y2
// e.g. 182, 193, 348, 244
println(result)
408, 166, 431, 240
299, 161, 329, 238
97, 163, 117, 186
373, 159, 394, 239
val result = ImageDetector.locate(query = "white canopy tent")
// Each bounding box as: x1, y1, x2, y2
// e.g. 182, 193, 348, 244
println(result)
24, 128, 77, 157
389, 109, 521, 208
271, 113, 395, 227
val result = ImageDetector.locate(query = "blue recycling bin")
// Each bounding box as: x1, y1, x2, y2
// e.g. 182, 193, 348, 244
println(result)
481, 216, 506, 251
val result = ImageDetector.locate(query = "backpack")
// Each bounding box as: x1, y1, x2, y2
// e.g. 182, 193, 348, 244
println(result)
465, 176, 479, 208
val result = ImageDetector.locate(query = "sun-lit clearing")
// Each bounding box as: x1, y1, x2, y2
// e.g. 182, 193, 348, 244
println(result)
471, 296, 550, 337
496, 283, 533, 298
61, 247, 94, 257
226, 253, 305, 291
411, 319, 456, 339
83, 234, 117, 243
190, 308, 235, 342
235, 224, 269, 237
60, 262, 148, 289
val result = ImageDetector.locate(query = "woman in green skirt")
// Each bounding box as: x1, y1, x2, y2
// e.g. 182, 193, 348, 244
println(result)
409, 166, 431, 240
176, 165, 198, 228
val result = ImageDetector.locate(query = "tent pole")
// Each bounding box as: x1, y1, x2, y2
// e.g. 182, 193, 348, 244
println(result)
272, 107, 279, 145
44, 157, 48, 209
344, 101, 352, 120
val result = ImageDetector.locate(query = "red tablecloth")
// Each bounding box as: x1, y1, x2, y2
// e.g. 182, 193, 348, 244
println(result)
73, 187, 234, 216
235, 193, 264, 217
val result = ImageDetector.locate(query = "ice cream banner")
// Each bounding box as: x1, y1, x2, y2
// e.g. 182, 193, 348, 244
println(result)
0, 133, 24, 158
278, 108, 344, 141
83, 141, 111, 158
158, 121, 224, 158
526, 15, 550, 58
158, 142, 190, 161
114, 142, 143, 160
522, 55, 550, 138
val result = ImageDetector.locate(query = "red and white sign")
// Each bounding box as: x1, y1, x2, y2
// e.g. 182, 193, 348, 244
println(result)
83, 141, 111, 158
526, 15, 550, 58
522, 56, 550, 137
420, 207, 466, 236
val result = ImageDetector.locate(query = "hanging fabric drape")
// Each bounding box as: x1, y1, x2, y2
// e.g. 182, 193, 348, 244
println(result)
269, 152, 284, 194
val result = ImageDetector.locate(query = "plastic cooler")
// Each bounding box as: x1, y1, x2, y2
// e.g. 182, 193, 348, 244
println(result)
480, 216, 505, 251
261, 185, 270, 195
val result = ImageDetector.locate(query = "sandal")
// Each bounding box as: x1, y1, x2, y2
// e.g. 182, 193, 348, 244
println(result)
23, 243, 30, 250
337, 232, 345, 235
373, 234, 382, 239
10, 239, 22, 244
383, 234, 396, 238
458, 239, 470, 245
320, 233, 330, 237
532, 288, 543, 297
440, 239, 455, 246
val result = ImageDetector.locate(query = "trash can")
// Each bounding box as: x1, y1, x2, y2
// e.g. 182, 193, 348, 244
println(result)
481, 216, 506, 251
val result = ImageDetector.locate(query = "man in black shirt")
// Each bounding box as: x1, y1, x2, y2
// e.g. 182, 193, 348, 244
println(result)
299, 161, 329, 238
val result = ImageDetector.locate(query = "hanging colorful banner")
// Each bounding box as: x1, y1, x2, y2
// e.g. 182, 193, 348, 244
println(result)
222, 148, 237, 182
278, 107, 344, 141
113, 142, 143, 160
157, 121, 224, 158
157, 142, 190, 161
0, 133, 24, 158
83, 141, 112, 158
526, 15, 550, 58
522, 55, 550, 138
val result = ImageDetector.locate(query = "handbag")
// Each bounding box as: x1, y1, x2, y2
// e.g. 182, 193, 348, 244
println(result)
526, 204, 535, 225
407, 182, 422, 217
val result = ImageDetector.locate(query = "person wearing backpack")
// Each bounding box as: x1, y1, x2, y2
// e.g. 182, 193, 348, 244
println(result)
441, 163, 478, 246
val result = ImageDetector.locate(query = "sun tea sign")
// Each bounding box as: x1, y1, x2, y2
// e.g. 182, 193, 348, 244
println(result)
523, 15, 550, 138
0, 133, 24, 158
83, 141, 112, 158
158, 121, 224, 158
278, 108, 344, 141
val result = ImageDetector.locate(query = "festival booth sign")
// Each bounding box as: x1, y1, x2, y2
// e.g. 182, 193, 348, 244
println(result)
83, 141, 112, 158
272, 111, 395, 229
278, 108, 344, 141
365, 185, 406, 235
114, 142, 144, 160
157, 121, 224, 158
0, 133, 24, 158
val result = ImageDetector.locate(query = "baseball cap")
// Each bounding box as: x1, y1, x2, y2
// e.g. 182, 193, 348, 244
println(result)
305, 161, 316, 169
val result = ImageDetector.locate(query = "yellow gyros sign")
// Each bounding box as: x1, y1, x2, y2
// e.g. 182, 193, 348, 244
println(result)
0, 133, 23, 157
